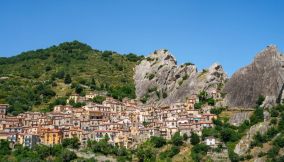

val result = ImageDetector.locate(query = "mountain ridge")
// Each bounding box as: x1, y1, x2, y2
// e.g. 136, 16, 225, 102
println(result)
1, 42, 284, 113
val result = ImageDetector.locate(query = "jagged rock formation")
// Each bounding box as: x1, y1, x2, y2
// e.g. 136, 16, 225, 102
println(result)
234, 121, 271, 155
223, 45, 284, 108
134, 49, 228, 105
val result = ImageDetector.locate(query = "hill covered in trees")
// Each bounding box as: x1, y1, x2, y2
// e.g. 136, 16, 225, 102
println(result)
0, 41, 143, 115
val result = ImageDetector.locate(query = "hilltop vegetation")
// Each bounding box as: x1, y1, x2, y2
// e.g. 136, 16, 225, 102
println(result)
0, 41, 143, 115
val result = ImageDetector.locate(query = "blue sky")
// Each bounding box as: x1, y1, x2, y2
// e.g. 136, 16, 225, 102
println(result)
0, 0, 284, 76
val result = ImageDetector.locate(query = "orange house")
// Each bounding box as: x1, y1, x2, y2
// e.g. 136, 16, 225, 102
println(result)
42, 128, 63, 145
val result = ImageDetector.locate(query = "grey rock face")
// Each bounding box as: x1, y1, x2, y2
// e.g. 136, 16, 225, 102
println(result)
223, 45, 284, 108
261, 96, 277, 108
234, 121, 271, 155
134, 49, 228, 105
229, 111, 252, 126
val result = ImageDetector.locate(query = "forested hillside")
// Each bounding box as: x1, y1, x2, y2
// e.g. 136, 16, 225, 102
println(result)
0, 41, 143, 115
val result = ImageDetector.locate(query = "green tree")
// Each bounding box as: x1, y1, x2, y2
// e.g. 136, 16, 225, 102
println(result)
228, 150, 240, 162
75, 85, 83, 94
171, 132, 183, 146
270, 109, 279, 117
202, 128, 219, 139
250, 132, 267, 147
62, 137, 80, 149
183, 133, 189, 141
198, 91, 208, 102
160, 145, 180, 159
273, 135, 284, 148
125, 53, 144, 62
54, 97, 67, 106
220, 128, 240, 143
194, 102, 203, 109
33, 144, 49, 159
210, 107, 224, 115
90, 78, 97, 90
250, 107, 264, 125
191, 144, 209, 162
136, 143, 156, 162
267, 146, 280, 159
56, 71, 65, 79
190, 133, 200, 145
207, 98, 215, 106
61, 149, 77, 162
0, 140, 11, 156
150, 136, 166, 148
93, 96, 106, 104
64, 74, 72, 84
45, 66, 52, 72
256, 95, 265, 106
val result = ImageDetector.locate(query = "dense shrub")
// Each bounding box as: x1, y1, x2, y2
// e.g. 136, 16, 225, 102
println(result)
256, 95, 265, 106
220, 128, 240, 143
207, 98, 215, 106
267, 146, 280, 158
160, 146, 180, 159
136, 143, 156, 162
92, 95, 106, 104
171, 132, 183, 146
191, 144, 209, 162
250, 132, 267, 148
0, 140, 11, 156
190, 132, 200, 145
194, 102, 203, 109
150, 136, 166, 148
202, 128, 219, 139
250, 107, 264, 125
148, 73, 155, 80
228, 150, 240, 162
0, 141, 79, 162
62, 137, 80, 149
210, 107, 224, 115
125, 53, 144, 62
273, 135, 284, 147
64, 74, 72, 84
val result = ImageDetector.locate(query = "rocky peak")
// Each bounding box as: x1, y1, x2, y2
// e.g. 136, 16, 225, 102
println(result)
134, 50, 227, 105
224, 45, 284, 108
146, 49, 177, 66
206, 63, 227, 84
255, 45, 278, 58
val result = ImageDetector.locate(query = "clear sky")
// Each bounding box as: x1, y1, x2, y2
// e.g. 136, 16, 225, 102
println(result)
1, 0, 284, 76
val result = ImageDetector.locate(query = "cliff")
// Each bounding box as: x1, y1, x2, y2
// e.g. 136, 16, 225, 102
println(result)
223, 45, 284, 108
134, 49, 228, 105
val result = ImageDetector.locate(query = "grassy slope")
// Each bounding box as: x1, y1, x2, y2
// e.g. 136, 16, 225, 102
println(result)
0, 41, 141, 114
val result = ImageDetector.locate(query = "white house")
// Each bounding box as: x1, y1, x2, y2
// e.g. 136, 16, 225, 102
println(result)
204, 136, 216, 146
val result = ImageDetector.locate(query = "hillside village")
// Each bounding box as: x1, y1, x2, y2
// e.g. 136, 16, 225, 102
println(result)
2, 44, 284, 161
0, 90, 219, 150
